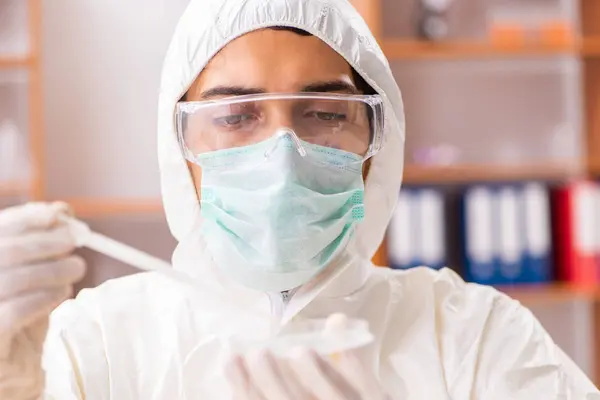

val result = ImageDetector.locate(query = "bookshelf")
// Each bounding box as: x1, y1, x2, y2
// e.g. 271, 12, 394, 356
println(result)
357, 0, 600, 384
362, 0, 600, 280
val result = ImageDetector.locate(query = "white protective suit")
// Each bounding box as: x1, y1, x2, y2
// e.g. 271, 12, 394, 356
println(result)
42, 0, 600, 398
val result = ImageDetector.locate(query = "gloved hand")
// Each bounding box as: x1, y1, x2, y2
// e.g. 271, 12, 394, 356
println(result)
0, 202, 86, 399
225, 314, 390, 400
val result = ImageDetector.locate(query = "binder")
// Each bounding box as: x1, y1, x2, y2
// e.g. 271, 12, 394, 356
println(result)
388, 188, 447, 270
388, 189, 415, 270
520, 182, 552, 283
462, 186, 497, 285
416, 188, 446, 270
495, 185, 524, 285
553, 181, 597, 285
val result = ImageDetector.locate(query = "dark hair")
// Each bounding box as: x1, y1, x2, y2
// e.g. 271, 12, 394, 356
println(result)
269, 26, 376, 95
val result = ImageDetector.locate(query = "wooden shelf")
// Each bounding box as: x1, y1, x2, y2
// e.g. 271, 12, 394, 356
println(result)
0, 56, 32, 69
498, 283, 600, 305
382, 39, 578, 60
381, 37, 600, 60
402, 162, 583, 184
0, 181, 29, 196
582, 37, 600, 57
66, 198, 163, 217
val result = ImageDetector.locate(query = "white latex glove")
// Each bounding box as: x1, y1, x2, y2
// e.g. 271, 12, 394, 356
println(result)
0, 202, 86, 399
225, 314, 390, 400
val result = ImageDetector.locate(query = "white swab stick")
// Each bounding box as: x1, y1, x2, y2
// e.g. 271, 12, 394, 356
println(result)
61, 216, 191, 286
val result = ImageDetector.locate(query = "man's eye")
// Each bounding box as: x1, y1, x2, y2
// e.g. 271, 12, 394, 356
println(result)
213, 114, 252, 126
310, 112, 347, 121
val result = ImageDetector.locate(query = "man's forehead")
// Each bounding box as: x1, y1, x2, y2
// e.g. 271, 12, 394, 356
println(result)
188, 30, 355, 99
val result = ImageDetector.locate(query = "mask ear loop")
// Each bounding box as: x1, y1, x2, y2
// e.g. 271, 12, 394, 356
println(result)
264, 128, 307, 159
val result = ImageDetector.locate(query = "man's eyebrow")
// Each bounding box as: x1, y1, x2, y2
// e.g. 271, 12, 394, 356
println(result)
195, 80, 359, 99
198, 86, 266, 99
301, 80, 360, 94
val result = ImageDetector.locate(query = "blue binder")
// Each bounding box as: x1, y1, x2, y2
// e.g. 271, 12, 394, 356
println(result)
462, 186, 499, 285
520, 182, 553, 284
388, 188, 447, 270
388, 189, 417, 270
416, 188, 446, 270
495, 185, 525, 285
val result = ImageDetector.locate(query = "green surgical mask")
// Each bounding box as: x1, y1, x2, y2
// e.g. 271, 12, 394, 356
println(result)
194, 133, 365, 292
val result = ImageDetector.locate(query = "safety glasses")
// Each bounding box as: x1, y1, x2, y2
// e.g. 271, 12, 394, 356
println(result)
176, 92, 385, 167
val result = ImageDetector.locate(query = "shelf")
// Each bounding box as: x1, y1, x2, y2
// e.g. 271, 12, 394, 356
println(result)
0, 180, 29, 196
0, 56, 32, 69
66, 198, 163, 217
382, 39, 578, 60
382, 37, 600, 60
498, 284, 600, 305
589, 161, 600, 177
582, 37, 600, 57
402, 162, 583, 184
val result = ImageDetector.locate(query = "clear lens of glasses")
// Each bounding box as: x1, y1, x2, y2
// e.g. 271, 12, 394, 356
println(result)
176, 93, 385, 165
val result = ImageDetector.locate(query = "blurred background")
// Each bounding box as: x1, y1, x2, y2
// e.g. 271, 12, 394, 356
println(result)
1, 0, 600, 386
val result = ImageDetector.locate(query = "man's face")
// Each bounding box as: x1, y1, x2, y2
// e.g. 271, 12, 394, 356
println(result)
184, 29, 362, 199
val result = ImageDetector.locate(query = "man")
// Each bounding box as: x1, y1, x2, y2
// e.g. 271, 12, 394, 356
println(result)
1, 0, 599, 398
